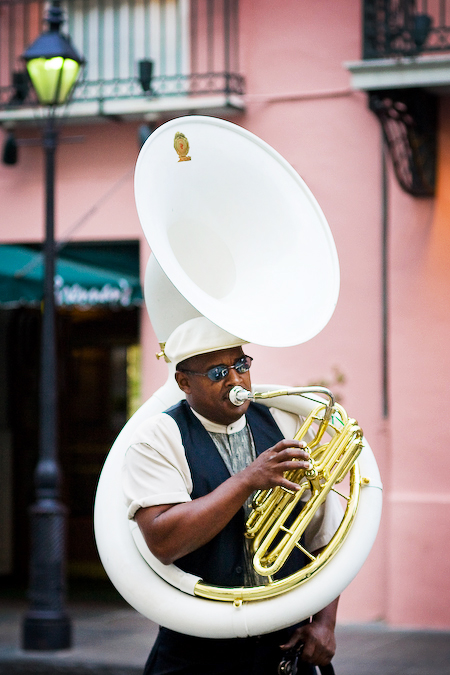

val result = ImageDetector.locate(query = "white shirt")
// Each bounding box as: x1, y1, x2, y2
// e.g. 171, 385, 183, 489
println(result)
122, 406, 343, 553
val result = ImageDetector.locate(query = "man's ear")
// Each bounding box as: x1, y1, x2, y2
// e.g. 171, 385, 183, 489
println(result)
175, 370, 191, 394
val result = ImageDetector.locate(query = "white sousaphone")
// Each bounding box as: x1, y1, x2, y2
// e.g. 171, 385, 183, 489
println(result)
94, 116, 382, 638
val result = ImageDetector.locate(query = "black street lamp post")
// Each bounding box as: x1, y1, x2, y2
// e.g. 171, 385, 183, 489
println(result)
21, 1, 84, 651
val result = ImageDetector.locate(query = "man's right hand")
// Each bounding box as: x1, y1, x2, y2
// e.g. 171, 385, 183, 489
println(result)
242, 439, 311, 493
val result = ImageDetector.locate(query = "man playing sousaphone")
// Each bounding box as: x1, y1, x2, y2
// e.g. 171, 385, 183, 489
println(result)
123, 316, 343, 675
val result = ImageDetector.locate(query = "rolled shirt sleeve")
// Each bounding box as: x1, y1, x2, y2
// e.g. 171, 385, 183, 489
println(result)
122, 412, 193, 520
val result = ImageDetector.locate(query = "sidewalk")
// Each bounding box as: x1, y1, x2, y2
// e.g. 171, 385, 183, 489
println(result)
1, 598, 450, 675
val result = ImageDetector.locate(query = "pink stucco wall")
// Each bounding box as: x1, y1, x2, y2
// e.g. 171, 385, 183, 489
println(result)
385, 97, 450, 628
1, 0, 449, 629
1, 123, 142, 244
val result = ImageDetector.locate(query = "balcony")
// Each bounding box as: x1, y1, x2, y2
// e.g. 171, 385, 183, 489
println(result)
347, 0, 450, 91
343, 1, 450, 196
0, 0, 244, 123
363, 0, 450, 59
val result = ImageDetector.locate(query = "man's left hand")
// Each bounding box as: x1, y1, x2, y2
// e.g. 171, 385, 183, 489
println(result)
279, 597, 339, 667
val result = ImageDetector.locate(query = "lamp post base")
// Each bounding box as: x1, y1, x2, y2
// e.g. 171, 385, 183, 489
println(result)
22, 611, 71, 650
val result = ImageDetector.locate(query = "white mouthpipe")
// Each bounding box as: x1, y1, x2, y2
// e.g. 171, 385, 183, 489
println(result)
229, 386, 253, 406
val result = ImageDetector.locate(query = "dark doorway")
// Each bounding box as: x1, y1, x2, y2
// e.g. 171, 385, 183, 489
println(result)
60, 306, 141, 582
0, 242, 141, 596
5, 304, 140, 588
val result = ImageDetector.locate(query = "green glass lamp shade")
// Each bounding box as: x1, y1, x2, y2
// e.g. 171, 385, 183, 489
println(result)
22, 16, 84, 106
26, 56, 81, 105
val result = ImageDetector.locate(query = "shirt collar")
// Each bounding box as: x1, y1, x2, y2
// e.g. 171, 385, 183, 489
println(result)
190, 407, 247, 434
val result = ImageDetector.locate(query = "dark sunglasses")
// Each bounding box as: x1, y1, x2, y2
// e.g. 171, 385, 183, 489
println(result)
178, 355, 253, 382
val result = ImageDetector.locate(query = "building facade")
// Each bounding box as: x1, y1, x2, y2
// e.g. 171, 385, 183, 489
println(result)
1, 0, 449, 629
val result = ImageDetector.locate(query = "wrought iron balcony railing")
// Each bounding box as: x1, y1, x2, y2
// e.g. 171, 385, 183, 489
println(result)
363, 0, 450, 59
0, 0, 244, 114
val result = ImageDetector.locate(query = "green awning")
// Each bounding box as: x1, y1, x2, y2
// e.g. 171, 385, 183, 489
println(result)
0, 244, 143, 308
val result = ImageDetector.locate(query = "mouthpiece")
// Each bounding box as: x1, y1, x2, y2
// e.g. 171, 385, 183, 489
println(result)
229, 386, 253, 406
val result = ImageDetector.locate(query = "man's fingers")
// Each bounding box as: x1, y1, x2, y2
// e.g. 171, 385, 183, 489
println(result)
247, 440, 312, 492
273, 439, 307, 453
278, 448, 310, 462
272, 441, 310, 462
278, 479, 302, 492
280, 627, 306, 650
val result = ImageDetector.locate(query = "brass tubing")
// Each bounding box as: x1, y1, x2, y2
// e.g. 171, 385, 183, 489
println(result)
193, 389, 365, 603
246, 401, 364, 577
194, 462, 362, 603
253, 425, 364, 576
246, 402, 337, 539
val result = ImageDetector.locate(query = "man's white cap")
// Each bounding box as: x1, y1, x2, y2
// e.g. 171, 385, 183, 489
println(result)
164, 316, 248, 366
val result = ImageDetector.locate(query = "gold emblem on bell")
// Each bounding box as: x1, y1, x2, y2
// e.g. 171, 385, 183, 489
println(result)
174, 132, 191, 161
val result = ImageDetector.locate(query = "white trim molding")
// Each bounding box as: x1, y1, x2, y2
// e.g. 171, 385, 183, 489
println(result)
0, 94, 245, 125
345, 54, 450, 92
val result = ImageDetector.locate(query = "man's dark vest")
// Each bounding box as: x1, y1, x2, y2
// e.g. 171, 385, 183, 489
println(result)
165, 400, 308, 587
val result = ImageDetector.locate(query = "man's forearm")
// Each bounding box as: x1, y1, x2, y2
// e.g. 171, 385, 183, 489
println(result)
312, 596, 339, 629
135, 470, 255, 564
